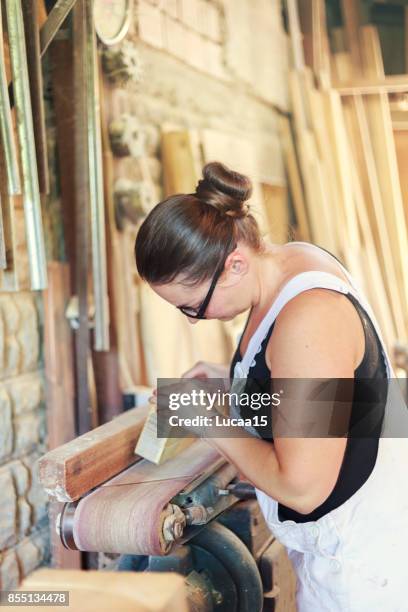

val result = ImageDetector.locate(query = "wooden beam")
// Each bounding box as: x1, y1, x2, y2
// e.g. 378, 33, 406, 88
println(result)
336, 74, 408, 96
298, 0, 331, 88
277, 116, 311, 242
38, 405, 149, 502
286, 0, 305, 70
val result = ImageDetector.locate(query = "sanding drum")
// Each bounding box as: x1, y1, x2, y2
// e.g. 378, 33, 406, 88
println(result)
58, 441, 233, 555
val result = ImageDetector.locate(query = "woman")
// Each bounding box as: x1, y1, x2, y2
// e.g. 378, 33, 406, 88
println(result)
135, 161, 408, 611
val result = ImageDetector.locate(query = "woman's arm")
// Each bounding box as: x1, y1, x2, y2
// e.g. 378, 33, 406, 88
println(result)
206, 288, 364, 515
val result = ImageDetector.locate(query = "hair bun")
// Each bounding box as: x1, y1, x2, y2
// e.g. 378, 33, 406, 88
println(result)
195, 161, 253, 219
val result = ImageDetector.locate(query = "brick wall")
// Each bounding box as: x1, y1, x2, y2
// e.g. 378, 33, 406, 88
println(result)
0, 293, 49, 588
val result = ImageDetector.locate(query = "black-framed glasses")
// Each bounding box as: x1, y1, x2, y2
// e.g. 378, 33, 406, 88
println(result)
177, 238, 236, 320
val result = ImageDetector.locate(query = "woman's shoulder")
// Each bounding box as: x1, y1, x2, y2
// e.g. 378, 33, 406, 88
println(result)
264, 286, 365, 377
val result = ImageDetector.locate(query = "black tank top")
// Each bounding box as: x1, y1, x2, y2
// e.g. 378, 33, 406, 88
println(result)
229, 252, 388, 523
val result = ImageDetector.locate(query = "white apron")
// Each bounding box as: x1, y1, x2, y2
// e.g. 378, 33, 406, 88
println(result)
230, 243, 408, 611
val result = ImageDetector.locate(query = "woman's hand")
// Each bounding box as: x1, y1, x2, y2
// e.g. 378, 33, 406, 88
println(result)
148, 361, 230, 406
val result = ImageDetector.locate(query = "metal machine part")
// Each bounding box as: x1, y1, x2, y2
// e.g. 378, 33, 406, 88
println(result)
57, 476, 277, 611
218, 481, 256, 499
149, 521, 264, 612
57, 501, 79, 551
58, 464, 241, 552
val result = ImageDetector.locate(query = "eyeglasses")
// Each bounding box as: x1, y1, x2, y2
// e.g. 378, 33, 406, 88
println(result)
177, 239, 236, 320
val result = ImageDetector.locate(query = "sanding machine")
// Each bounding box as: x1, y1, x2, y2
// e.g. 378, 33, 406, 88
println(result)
39, 412, 289, 612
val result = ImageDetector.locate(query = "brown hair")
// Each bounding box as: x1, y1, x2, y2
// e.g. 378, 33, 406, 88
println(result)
134, 161, 263, 286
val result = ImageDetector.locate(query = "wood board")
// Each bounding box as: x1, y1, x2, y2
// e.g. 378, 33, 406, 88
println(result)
18, 569, 188, 612
39, 405, 149, 502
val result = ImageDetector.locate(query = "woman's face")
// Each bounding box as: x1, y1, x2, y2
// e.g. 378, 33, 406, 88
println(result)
150, 246, 252, 324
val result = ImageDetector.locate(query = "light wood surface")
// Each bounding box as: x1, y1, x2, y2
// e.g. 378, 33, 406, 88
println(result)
15, 568, 188, 612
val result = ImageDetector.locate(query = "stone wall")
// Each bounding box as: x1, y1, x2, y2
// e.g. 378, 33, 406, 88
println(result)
128, 0, 289, 185
0, 293, 49, 588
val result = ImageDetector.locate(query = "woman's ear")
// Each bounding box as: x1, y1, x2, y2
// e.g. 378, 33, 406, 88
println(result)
222, 251, 248, 285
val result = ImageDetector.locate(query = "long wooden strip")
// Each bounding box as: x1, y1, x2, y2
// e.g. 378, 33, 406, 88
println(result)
277, 116, 311, 242
38, 405, 149, 502
298, 0, 331, 88
43, 262, 77, 450
348, 157, 396, 351
336, 75, 408, 96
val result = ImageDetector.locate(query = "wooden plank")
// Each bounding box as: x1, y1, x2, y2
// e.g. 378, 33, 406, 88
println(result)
340, 0, 363, 72
305, 77, 346, 255
334, 52, 403, 344
38, 405, 149, 502
336, 74, 408, 96
161, 130, 201, 195
298, 0, 331, 88
394, 129, 408, 230
261, 183, 290, 244
288, 71, 337, 252
286, 0, 305, 70
360, 25, 408, 336
135, 404, 194, 465
43, 262, 76, 451
321, 89, 361, 249
348, 156, 396, 351
277, 116, 311, 242
19, 569, 189, 612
